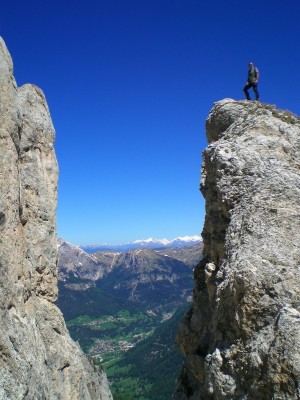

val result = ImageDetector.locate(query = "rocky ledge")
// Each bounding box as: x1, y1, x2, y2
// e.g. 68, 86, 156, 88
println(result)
0, 37, 112, 399
175, 99, 300, 399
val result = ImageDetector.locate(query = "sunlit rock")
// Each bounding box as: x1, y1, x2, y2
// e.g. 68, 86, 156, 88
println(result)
0, 37, 112, 400
175, 99, 300, 399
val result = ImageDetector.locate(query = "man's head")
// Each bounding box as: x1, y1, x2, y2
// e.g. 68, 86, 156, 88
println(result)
249, 62, 254, 68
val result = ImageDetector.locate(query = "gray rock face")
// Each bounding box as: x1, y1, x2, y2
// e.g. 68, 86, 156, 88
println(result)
0, 37, 112, 399
175, 99, 300, 399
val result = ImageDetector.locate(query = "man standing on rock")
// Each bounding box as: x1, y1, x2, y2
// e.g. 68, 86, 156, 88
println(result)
243, 61, 259, 101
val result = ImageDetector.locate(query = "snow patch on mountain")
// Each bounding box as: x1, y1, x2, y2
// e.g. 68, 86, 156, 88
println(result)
133, 236, 201, 247
80, 235, 202, 253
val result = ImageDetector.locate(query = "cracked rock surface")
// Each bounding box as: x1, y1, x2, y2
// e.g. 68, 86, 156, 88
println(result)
0, 37, 112, 400
174, 99, 300, 399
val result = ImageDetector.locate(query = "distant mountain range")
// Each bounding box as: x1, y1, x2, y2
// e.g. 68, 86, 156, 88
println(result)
80, 235, 202, 253
56, 238, 203, 400
57, 239, 202, 313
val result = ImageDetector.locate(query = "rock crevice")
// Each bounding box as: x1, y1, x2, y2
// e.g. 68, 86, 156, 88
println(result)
175, 99, 300, 399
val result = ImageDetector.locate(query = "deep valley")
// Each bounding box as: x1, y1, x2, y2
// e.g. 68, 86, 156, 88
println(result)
56, 240, 202, 399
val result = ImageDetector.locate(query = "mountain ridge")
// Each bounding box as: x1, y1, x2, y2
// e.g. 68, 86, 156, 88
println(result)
57, 239, 201, 314
58, 238, 201, 282
80, 235, 202, 253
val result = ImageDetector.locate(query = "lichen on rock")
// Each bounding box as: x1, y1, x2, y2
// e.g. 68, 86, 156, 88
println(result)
174, 99, 300, 399
0, 37, 112, 400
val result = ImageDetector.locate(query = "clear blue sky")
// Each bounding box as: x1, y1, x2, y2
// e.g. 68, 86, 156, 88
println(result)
1, 0, 299, 244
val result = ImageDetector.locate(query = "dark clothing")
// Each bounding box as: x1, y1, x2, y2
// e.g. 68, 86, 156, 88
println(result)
248, 67, 259, 84
243, 82, 259, 100
243, 65, 259, 100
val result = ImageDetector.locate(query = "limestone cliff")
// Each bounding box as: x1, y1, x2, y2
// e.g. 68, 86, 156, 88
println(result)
0, 37, 112, 399
175, 99, 300, 399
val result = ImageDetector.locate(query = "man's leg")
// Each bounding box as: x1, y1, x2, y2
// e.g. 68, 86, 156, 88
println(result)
253, 84, 259, 100
243, 83, 251, 100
